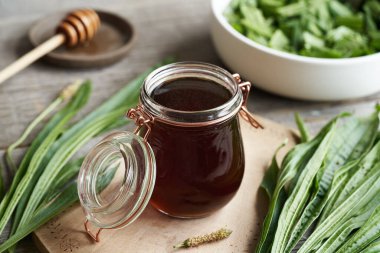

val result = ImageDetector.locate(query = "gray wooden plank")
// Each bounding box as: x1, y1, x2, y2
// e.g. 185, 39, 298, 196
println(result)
248, 89, 380, 133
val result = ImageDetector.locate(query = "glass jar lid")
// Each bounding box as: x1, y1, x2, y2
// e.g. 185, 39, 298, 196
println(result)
78, 131, 156, 230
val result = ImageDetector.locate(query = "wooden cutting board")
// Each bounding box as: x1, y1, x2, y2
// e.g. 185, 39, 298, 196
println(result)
33, 116, 298, 253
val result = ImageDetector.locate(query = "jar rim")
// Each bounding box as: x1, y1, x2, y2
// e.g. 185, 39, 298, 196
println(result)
140, 62, 243, 125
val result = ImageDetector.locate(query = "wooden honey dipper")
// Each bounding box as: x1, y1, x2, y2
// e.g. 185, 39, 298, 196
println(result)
0, 9, 100, 84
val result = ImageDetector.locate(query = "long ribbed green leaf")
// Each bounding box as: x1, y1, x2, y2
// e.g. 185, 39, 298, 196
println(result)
0, 181, 78, 252
315, 192, 380, 253
5, 98, 62, 172
317, 159, 360, 224
0, 83, 91, 235
285, 113, 380, 252
8, 157, 82, 252
336, 205, 380, 253
294, 113, 310, 143
41, 158, 84, 205
271, 124, 336, 253
8, 74, 144, 234
0, 82, 90, 219
5, 81, 82, 172
320, 140, 380, 224
0, 157, 116, 252
17, 109, 126, 228
330, 141, 380, 211
315, 212, 369, 253
255, 116, 339, 253
287, 113, 351, 194
260, 141, 287, 200
298, 163, 380, 253
255, 142, 314, 253
362, 239, 380, 252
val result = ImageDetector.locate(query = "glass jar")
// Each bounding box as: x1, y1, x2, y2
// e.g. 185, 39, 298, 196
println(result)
78, 62, 262, 241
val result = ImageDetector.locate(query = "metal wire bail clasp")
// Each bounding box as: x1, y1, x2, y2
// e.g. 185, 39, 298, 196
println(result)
127, 105, 154, 141
233, 74, 263, 129
84, 219, 102, 242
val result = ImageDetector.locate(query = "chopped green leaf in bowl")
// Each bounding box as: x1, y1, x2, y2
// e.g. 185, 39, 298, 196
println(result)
224, 0, 380, 58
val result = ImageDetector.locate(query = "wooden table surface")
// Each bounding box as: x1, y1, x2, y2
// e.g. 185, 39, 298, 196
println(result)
0, 0, 379, 252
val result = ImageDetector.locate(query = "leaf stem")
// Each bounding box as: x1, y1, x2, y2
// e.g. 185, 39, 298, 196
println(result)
295, 112, 310, 143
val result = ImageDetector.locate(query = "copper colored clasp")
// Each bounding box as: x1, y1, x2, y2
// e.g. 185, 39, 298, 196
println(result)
233, 74, 263, 129
127, 105, 154, 141
84, 219, 102, 242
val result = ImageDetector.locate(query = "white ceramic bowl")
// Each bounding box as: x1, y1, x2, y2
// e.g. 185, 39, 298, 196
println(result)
210, 0, 380, 101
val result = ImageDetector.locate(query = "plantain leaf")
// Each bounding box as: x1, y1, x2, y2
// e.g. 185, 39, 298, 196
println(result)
255, 114, 341, 253
285, 112, 380, 252
298, 163, 380, 253
336, 204, 380, 253
271, 123, 336, 253
294, 112, 310, 143
260, 140, 287, 200
0, 82, 91, 235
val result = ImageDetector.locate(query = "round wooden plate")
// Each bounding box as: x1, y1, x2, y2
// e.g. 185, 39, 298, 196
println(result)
29, 10, 136, 68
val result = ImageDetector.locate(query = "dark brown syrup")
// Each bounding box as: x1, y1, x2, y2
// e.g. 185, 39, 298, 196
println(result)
151, 78, 231, 111
148, 78, 245, 217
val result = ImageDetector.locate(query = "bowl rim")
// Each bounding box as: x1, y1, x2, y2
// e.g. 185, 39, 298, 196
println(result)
211, 0, 380, 65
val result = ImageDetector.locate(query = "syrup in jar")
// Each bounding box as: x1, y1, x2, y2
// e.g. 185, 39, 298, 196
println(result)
148, 78, 245, 217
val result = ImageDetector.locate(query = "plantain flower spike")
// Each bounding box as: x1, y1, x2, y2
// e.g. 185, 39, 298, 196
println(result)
174, 228, 232, 249
60, 80, 83, 101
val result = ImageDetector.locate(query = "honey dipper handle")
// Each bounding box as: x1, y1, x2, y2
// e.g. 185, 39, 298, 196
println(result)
0, 34, 65, 85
